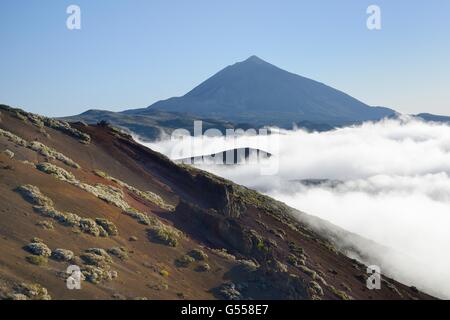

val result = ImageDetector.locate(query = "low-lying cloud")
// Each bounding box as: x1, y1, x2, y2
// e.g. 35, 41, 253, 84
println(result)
139, 117, 450, 298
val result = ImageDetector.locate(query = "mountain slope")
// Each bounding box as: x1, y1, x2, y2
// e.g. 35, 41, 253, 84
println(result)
135, 56, 396, 127
0, 105, 434, 300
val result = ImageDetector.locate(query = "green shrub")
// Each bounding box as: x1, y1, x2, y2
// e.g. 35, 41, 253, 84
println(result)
51, 248, 74, 261
195, 262, 211, 272
147, 222, 180, 247
308, 281, 324, 297
330, 285, 352, 300
14, 283, 51, 300
188, 249, 208, 261
36, 162, 77, 182
107, 247, 128, 260
24, 242, 51, 257
159, 270, 170, 277
26, 255, 48, 266
175, 255, 195, 268
95, 218, 119, 236
35, 220, 54, 230
16, 185, 54, 207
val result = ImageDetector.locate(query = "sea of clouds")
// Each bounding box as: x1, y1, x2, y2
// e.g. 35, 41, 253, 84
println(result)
139, 116, 450, 298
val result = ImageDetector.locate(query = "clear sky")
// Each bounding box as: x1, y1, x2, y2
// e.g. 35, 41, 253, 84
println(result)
1, 0, 449, 117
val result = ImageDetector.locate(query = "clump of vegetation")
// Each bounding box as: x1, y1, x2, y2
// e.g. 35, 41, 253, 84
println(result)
51, 248, 74, 262
330, 285, 352, 300
2, 105, 91, 144
11, 110, 27, 121
81, 265, 118, 284
16, 185, 115, 238
16, 184, 54, 207
247, 229, 269, 253
268, 228, 286, 240
24, 241, 52, 257
21, 160, 35, 167
84, 248, 112, 262
36, 162, 77, 182
35, 220, 54, 230
80, 218, 105, 237
17, 185, 78, 227
159, 270, 170, 277
147, 281, 169, 291
81, 253, 109, 267
211, 248, 236, 260
28, 141, 80, 168
288, 242, 305, 255
7, 293, 28, 300
13, 283, 51, 300
33, 163, 172, 232
188, 249, 208, 261
125, 207, 153, 225
26, 113, 45, 128
147, 222, 180, 247
308, 281, 324, 298
3, 149, 14, 158
195, 262, 211, 272
323, 241, 339, 254
0, 127, 80, 168
87, 184, 129, 210
43, 117, 91, 144
107, 247, 128, 260
0, 128, 28, 146
76, 182, 159, 230
34, 163, 150, 229
93, 170, 109, 178
95, 218, 119, 236
133, 189, 175, 211
267, 259, 288, 273
34, 205, 81, 227
26, 255, 48, 266
287, 253, 306, 267
255, 219, 268, 230
238, 259, 259, 272
218, 282, 242, 300
299, 265, 318, 279
175, 255, 195, 268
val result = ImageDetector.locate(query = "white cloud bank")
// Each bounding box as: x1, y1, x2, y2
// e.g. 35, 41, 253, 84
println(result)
139, 117, 450, 298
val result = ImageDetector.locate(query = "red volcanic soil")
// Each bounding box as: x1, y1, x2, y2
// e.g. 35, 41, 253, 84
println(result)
0, 105, 435, 300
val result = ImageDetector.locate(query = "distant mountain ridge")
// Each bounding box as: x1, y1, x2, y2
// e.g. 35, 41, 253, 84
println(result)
62, 56, 401, 139
132, 55, 397, 127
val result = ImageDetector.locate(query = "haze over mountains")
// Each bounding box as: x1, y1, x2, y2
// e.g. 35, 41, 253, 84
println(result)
63, 56, 402, 139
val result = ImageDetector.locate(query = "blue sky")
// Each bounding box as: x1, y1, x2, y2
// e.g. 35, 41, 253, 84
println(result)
0, 0, 449, 117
